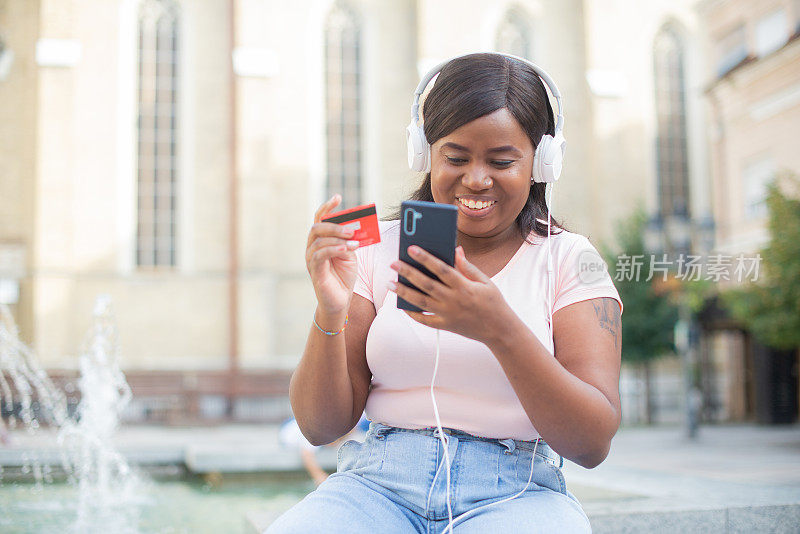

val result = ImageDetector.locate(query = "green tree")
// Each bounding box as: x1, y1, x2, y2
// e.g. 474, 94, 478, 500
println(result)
720, 173, 800, 350
598, 203, 680, 424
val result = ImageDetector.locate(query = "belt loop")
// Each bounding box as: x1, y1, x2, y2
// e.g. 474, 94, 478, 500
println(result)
540, 440, 563, 468
499, 438, 516, 454
373, 423, 388, 439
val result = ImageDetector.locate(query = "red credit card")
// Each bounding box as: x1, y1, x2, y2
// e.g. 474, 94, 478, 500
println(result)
321, 203, 381, 247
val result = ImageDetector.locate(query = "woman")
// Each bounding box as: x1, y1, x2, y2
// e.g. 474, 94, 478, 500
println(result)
267, 53, 623, 533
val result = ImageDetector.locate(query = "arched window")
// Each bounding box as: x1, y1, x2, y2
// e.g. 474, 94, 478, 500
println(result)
324, 2, 362, 209
136, 0, 179, 267
495, 6, 532, 59
653, 26, 689, 218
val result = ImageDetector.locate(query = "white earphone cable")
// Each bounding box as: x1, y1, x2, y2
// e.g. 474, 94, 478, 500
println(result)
444, 433, 539, 529
429, 184, 553, 529
410, 52, 564, 532
430, 328, 454, 533
546, 182, 554, 343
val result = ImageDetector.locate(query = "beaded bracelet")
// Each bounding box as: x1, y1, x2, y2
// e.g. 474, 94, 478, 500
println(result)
313, 314, 348, 336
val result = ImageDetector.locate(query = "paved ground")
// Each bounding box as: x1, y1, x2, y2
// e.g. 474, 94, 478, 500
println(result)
2, 422, 799, 532
561, 423, 800, 532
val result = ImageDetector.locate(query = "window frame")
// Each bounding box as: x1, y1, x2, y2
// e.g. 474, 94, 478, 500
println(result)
653, 26, 690, 220
323, 2, 363, 210
135, 0, 180, 269
715, 24, 748, 77
754, 8, 789, 58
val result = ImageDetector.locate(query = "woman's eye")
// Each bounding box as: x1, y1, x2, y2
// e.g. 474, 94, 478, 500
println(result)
492, 160, 514, 168
445, 157, 513, 167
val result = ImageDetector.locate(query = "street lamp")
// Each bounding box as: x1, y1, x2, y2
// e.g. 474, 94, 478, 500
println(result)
693, 215, 716, 255
663, 214, 692, 259
644, 213, 665, 254
643, 211, 712, 439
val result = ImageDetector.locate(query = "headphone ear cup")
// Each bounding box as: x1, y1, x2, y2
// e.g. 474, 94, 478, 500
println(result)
423, 143, 431, 173
406, 122, 429, 172
532, 134, 565, 183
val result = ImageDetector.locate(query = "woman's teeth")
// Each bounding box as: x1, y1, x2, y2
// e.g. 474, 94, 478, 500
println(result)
458, 198, 496, 210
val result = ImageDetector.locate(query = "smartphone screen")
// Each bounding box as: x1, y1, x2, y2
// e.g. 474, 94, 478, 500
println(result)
397, 200, 458, 312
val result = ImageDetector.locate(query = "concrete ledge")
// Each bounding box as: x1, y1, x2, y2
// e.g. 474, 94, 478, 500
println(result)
0, 443, 338, 475
727, 504, 800, 533
590, 503, 800, 533
246, 510, 281, 534
589, 508, 727, 533
184, 446, 338, 474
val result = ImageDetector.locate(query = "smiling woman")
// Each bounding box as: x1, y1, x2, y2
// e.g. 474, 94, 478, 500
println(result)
405, 53, 566, 246
271, 53, 623, 534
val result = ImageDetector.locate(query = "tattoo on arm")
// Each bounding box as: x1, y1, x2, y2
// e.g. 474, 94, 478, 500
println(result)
591, 298, 621, 353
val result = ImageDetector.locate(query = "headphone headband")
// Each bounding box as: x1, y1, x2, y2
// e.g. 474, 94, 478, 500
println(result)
410, 52, 564, 138
406, 52, 566, 181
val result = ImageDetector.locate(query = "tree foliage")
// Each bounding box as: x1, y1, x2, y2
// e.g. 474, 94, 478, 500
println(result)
599, 203, 680, 364
719, 173, 800, 350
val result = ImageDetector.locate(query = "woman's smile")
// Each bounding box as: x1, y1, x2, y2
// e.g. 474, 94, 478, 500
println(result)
456, 195, 498, 218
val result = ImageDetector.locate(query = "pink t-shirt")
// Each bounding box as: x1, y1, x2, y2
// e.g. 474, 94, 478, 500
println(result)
354, 220, 623, 441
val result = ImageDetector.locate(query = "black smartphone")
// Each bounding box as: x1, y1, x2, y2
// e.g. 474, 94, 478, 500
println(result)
397, 200, 458, 312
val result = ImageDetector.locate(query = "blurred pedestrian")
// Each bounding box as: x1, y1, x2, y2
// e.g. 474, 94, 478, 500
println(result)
279, 414, 369, 486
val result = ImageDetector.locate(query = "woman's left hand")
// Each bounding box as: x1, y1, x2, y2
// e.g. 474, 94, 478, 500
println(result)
388, 245, 513, 344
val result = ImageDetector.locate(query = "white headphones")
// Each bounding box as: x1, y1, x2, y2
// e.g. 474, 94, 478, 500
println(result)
405, 52, 566, 183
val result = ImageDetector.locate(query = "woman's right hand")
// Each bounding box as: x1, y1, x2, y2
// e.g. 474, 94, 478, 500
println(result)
306, 194, 360, 315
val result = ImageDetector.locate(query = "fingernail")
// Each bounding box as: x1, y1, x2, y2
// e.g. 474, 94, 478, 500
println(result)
346, 240, 359, 249
409, 246, 419, 256
387, 281, 397, 291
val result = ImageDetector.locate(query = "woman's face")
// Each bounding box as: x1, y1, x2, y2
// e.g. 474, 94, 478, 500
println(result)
430, 107, 535, 240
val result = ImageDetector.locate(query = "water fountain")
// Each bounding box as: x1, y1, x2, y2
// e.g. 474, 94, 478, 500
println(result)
1, 296, 311, 532
0, 296, 149, 533
0, 303, 69, 485
58, 295, 149, 533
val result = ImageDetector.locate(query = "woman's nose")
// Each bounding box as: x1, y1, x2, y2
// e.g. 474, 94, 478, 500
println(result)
461, 165, 492, 190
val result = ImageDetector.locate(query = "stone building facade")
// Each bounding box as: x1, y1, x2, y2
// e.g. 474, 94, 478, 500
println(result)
698, 0, 800, 423
10, 0, 793, 423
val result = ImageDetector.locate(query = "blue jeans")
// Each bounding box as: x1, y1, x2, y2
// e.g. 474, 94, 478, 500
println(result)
265, 422, 591, 533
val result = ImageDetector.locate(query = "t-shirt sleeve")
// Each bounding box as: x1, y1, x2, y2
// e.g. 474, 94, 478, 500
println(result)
353, 243, 374, 303
553, 235, 623, 316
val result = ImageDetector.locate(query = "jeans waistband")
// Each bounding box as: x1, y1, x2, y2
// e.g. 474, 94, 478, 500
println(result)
368, 422, 564, 468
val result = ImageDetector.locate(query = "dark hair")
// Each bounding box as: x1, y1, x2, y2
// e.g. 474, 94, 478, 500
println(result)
391, 52, 569, 240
